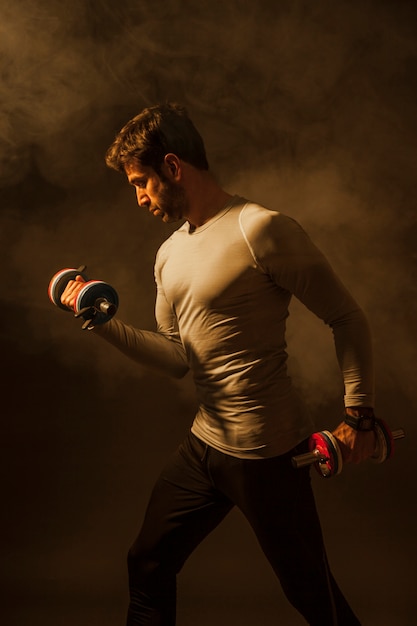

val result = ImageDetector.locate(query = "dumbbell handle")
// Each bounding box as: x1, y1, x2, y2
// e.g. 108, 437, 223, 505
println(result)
292, 428, 405, 470
76, 297, 117, 318
292, 448, 331, 470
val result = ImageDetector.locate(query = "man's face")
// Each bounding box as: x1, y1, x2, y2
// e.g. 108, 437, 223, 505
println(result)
125, 161, 187, 223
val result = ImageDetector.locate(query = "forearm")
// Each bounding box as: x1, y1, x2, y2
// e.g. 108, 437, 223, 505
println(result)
331, 307, 375, 408
93, 318, 189, 378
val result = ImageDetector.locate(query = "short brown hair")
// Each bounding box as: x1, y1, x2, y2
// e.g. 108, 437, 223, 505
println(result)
105, 102, 209, 174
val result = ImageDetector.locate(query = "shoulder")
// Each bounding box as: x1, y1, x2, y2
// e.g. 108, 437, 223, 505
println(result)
155, 222, 188, 265
238, 200, 309, 251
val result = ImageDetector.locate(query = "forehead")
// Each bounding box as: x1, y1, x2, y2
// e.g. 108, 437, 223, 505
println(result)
124, 161, 155, 182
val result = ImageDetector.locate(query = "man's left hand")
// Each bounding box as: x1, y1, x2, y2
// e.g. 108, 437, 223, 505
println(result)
332, 421, 377, 464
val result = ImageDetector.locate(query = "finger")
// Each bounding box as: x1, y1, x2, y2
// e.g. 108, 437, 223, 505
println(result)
61, 280, 84, 309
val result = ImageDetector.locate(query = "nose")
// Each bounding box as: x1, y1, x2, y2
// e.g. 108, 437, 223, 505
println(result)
136, 189, 150, 208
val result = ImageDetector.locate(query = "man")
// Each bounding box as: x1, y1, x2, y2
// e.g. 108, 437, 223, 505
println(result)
61, 103, 376, 625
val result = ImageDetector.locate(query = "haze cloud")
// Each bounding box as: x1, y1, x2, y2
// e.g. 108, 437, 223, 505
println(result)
1, 2, 416, 622
1, 0, 416, 410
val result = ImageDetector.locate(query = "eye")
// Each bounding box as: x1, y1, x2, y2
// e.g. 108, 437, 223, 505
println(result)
129, 177, 147, 189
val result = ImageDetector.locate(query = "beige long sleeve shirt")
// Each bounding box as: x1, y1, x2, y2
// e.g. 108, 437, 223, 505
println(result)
97, 197, 374, 458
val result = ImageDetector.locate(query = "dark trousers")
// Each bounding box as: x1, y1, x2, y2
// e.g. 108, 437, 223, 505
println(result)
126, 431, 361, 625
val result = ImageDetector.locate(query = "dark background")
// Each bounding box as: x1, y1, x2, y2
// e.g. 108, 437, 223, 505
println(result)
1, 1, 416, 624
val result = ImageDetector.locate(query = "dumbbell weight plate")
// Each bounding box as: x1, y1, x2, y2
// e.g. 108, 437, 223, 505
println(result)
48, 268, 88, 311
309, 430, 343, 478
74, 280, 119, 325
372, 418, 394, 464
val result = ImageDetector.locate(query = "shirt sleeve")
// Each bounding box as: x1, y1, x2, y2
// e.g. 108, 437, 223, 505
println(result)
241, 207, 375, 408
93, 316, 189, 379
93, 254, 189, 379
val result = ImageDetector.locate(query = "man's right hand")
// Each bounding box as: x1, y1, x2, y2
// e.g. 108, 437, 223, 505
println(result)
60, 275, 86, 310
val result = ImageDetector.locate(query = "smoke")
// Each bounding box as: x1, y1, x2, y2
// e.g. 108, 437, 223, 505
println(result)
1, 0, 416, 402
0, 0, 410, 186
2, 0, 416, 191
2, 2, 417, 622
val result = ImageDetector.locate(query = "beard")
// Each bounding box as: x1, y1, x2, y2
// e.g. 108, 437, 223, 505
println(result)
152, 177, 188, 223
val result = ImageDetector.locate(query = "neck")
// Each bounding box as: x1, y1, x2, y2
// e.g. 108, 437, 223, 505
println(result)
184, 169, 233, 228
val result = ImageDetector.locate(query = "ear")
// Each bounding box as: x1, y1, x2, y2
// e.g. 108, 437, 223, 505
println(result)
163, 153, 181, 180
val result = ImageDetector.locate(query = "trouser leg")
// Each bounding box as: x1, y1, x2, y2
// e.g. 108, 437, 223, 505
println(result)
126, 433, 233, 626
207, 440, 361, 626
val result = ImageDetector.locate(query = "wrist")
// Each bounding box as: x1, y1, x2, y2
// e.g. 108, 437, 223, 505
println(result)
344, 408, 376, 432
345, 406, 374, 417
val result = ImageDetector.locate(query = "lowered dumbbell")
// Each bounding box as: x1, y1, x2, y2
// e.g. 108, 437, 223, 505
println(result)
48, 265, 119, 330
291, 419, 405, 478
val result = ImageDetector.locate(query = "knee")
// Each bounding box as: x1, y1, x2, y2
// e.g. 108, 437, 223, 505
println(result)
128, 544, 180, 604
128, 541, 176, 586
127, 543, 154, 583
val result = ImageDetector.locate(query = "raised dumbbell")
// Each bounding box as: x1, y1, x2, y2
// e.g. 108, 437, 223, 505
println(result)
48, 265, 119, 330
291, 419, 405, 478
